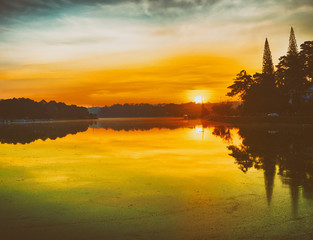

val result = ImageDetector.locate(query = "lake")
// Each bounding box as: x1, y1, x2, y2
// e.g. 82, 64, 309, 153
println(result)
1, 118, 313, 239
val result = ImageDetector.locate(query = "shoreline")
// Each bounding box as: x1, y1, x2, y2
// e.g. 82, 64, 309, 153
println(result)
0, 117, 97, 124
207, 116, 313, 125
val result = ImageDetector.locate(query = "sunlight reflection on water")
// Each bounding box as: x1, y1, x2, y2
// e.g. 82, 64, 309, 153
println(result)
1, 118, 313, 239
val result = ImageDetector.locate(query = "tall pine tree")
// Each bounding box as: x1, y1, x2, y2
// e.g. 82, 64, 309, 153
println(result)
276, 27, 306, 109
227, 38, 281, 114
242, 38, 279, 113
227, 27, 313, 115
256, 38, 279, 112
262, 38, 275, 76
288, 27, 298, 56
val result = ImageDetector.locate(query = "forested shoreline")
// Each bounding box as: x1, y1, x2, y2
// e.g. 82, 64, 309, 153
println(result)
0, 98, 95, 121
95, 102, 205, 118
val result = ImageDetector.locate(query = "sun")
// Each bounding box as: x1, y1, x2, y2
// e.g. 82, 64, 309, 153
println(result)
187, 90, 210, 103
194, 96, 204, 104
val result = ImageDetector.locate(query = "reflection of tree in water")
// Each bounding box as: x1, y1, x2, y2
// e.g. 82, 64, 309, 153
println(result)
227, 145, 256, 173
0, 118, 205, 145
91, 118, 204, 131
211, 126, 232, 143
212, 125, 313, 217
0, 121, 92, 144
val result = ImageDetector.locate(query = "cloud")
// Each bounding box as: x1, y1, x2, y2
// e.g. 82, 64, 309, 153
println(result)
0, 0, 312, 105
0, 0, 219, 23
0, 0, 312, 26
0, 54, 240, 105
1, 0, 312, 70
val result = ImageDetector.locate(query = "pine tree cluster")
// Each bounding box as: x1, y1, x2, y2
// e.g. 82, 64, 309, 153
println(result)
227, 27, 313, 115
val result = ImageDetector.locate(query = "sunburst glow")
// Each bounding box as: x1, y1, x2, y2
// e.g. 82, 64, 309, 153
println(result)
194, 96, 204, 104
187, 90, 210, 104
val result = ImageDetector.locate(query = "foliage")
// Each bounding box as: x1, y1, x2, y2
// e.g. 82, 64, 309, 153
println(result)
227, 28, 313, 115
98, 102, 205, 118
211, 101, 238, 116
300, 41, 313, 82
288, 27, 298, 56
226, 70, 255, 100
262, 38, 275, 75
0, 98, 94, 120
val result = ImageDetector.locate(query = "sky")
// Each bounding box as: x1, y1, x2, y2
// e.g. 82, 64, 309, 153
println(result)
0, 0, 313, 106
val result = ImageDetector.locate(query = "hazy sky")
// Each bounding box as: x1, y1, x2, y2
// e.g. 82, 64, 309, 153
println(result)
0, 0, 312, 106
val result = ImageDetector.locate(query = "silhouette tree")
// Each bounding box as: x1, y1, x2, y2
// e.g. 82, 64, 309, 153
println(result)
227, 70, 255, 100
0, 98, 95, 120
227, 27, 313, 115
299, 41, 313, 83
259, 38, 278, 105
262, 38, 275, 75
201, 103, 209, 118
276, 27, 307, 110
227, 39, 282, 114
288, 27, 298, 56
99, 102, 205, 118
211, 101, 238, 116
246, 39, 280, 113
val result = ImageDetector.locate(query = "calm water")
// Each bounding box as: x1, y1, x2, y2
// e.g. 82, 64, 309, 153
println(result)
1, 118, 313, 239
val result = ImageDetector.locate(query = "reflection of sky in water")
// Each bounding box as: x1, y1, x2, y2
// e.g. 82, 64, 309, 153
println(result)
1, 118, 313, 239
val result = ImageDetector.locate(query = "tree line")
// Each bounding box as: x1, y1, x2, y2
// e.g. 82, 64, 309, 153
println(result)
0, 98, 95, 120
94, 101, 242, 118
227, 27, 313, 115
98, 102, 205, 118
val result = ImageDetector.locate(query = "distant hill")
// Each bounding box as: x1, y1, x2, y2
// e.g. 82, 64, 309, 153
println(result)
91, 103, 203, 118
89, 102, 241, 118
88, 107, 101, 115
0, 98, 95, 120
88, 101, 240, 118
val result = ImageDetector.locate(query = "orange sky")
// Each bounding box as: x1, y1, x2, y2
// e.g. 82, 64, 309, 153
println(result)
1, 53, 246, 105
0, 0, 312, 106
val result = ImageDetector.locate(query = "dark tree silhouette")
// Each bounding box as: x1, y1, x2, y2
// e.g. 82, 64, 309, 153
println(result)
288, 27, 298, 56
276, 27, 307, 110
299, 41, 313, 82
227, 39, 281, 114
227, 70, 255, 100
262, 38, 275, 75
227, 27, 313, 115
210, 101, 238, 116
98, 102, 206, 118
256, 38, 279, 112
0, 98, 95, 120
201, 103, 209, 117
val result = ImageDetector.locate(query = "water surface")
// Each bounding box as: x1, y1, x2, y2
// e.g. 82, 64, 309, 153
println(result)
1, 118, 313, 239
